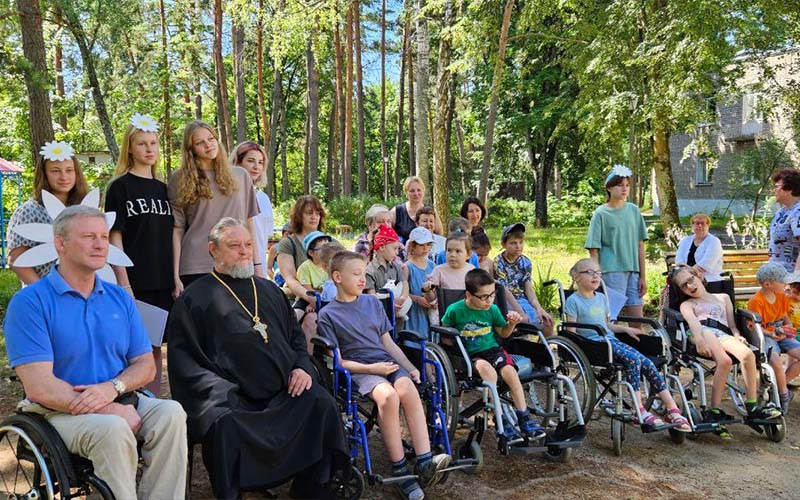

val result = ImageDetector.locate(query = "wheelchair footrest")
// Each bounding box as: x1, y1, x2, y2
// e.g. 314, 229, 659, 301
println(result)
507, 444, 550, 455
373, 473, 417, 486
639, 422, 680, 434
443, 459, 481, 472
745, 417, 782, 426
691, 422, 726, 433
547, 424, 587, 446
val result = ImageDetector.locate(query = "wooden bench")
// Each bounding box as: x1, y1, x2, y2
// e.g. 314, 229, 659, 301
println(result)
664, 248, 769, 301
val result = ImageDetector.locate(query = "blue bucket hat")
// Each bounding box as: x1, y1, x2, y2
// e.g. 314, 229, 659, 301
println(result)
302, 231, 332, 258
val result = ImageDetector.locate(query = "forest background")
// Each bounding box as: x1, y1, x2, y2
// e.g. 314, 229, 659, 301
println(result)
2, 0, 800, 232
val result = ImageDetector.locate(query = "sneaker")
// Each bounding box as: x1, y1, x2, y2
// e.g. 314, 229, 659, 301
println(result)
747, 405, 783, 421
703, 407, 736, 424
393, 476, 424, 500
517, 410, 547, 439
714, 425, 733, 439
414, 453, 451, 489
780, 391, 794, 414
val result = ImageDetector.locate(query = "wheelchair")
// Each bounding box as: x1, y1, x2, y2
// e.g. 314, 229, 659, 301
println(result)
428, 283, 586, 465
661, 271, 787, 442
308, 289, 471, 499
0, 408, 115, 500
546, 279, 686, 456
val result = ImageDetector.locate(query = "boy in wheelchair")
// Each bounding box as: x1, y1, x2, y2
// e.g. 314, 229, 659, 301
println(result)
440, 268, 546, 439
671, 265, 783, 423
566, 259, 690, 431
317, 251, 450, 500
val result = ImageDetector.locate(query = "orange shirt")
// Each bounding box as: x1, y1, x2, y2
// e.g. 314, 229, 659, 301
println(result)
747, 290, 791, 332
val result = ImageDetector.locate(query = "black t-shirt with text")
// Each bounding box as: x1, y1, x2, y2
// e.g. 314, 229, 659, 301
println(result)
105, 173, 174, 291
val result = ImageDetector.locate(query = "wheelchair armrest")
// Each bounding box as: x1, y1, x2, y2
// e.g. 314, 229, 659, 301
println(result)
511, 322, 543, 337
431, 325, 461, 338
397, 329, 427, 342
306, 290, 320, 298
663, 307, 685, 324
616, 316, 664, 330
542, 279, 560, 287
559, 322, 608, 336
736, 309, 762, 324
311, 336, 337, 350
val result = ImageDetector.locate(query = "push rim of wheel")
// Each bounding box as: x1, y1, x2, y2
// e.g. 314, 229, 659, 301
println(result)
424, 343, 459, 441
547, 336, 597, 424
0, 425, 55, 500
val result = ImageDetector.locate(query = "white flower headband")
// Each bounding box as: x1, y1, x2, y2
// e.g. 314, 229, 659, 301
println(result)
606, 164, 632, 184
130, 113, 159, 133
39, 141, 75, 162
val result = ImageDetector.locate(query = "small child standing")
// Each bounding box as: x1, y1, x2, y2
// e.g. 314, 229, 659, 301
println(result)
494, 223, 554, 336
440, 268, 545, 438
318, 251, 451, 500
366, 225, 410, 316
415, 206, 447, 259
746, 262, 800, 413
565, 258, 690, 431
433, 217, 479, 267
425, 232, 475, 296
404, 227, 436, 334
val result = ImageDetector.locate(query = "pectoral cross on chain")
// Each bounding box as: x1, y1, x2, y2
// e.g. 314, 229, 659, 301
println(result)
253, 319, 268, 344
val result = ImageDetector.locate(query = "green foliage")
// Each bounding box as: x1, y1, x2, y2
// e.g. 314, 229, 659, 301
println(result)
0, 270, 21, 319
532, 262, 557, 315
727, 138, 797, 217
323, 195, 404, 230
485, 181, 604, 229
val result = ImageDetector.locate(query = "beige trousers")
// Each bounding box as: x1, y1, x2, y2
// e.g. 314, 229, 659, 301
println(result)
24, 396, 187, 500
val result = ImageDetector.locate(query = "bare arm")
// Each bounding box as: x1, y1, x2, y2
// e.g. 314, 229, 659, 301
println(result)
278, 253, 308, 299
381, 333, 418, 374
9, 246, 41, 285
721, 295, 741, 336
16, 362, 81, 413
172, 226, 185, 298
109, 230, 133, 296
247, 217, 266, 278
588, 248, 599, 260
266, 245, 278, 279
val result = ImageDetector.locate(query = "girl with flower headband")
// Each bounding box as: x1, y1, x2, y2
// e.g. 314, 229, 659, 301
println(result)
167, 121, 260, 296
585, 165, 649, 320
7, 141, 89, 284
104, 114, 174, 394
229, 141, 274, 275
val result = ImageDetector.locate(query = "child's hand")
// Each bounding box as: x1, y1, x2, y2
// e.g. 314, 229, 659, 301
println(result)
773, 329, 787, 341
507, 311, 522, 325
694, 339, 711, 357
371, 362, 399, 376
409, 369, 421, 384
625, 327, 643, 341
734, 335, 749, 346
416, 296, 433, 309
537, 308, 554, 326
306, 302, 316, 313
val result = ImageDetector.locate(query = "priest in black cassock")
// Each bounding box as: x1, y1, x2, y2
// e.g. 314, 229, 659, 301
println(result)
167, 217, 348, 499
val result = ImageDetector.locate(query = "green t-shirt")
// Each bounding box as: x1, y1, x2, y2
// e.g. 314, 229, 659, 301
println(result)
440, 299, 507, 355
296, 259, 328, 291
584, 202, 648, 273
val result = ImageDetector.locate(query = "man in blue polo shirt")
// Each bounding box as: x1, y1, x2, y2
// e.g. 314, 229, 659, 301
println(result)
3, 205, 187, 499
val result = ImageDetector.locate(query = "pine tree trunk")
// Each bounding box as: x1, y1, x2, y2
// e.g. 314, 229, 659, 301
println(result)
57, 0, 119, 162
478, 0, 514, 204
408, 43, 416, 177
414, 0, 430, 195
327, 102, 337, 197
354, 1, 367, 194
456, 119, 468, 195
54, 41, 67, 131
280, 99, 289, 200
257, 0, 270, 147
343, 6, 354, 196
233, 20, 247, 144
306, 36, 320, 191
432, 0, 453, 230
191, 0, 202, 120
334, 24, 345, 198
159, 0, 172, 176
266, 69, 282, 199
213, 0, 233, 151
381, 0, 388, 199
18, 0, 54, 161
393, 8, 409, 197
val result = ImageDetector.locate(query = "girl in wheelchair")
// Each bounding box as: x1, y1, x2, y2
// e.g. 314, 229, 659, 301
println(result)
672, 266, 784, 423
567, 259, 690, 431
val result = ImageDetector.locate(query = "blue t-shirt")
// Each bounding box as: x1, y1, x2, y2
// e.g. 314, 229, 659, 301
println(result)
435, 250, 480, 267
318, 294, 395, 365
3, 268, 152, 386
563, 291, 615, 342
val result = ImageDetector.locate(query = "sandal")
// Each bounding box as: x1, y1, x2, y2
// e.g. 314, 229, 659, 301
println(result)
664, 409, 691, 432
634, 411, 664, 427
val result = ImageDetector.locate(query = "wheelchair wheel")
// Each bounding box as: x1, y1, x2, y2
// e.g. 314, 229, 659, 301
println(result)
686, 404, 702, 441
668, 428, 686, 444
544, 445, 573, 463
330, 464, 364, 500
452, 439, 483, 474
764, 417, 786, 443
726, 365, 748, 417
547, 336, 596, 423
0, 414, 73, 500
424, 343, 459, 441
611, 418, 623, 456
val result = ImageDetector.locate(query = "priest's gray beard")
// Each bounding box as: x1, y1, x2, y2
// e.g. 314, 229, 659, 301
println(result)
224, 262, 255, 279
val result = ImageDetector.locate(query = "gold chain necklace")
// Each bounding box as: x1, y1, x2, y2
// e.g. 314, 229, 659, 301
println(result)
211, 271, 268, 344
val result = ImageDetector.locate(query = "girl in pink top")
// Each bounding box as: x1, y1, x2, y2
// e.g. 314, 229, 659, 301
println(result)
423, 232, 475, 302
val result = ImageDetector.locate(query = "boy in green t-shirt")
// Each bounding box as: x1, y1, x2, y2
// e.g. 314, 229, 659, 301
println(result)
441, 268, 545, 438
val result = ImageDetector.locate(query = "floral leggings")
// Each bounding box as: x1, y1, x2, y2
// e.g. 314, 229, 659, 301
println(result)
608, 337, 667, 393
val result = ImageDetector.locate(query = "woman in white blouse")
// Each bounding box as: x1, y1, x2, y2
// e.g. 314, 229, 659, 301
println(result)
675, 213, 723, 282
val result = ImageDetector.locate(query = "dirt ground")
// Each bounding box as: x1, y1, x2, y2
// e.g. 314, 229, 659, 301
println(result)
2, 358, 798, 500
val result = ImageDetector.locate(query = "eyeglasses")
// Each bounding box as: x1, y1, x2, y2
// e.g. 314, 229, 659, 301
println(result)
579, 270, 602, 277
775, 183, 786, 191
678, 275, 697, 290
472, 291, 496, 302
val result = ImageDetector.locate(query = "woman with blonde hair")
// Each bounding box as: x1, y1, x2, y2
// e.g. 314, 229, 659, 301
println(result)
105, 114, 174, 394
168, 121, 260, 296
391, 176, 439, 241
7, 140, 89, 284
229, 141, 273, 272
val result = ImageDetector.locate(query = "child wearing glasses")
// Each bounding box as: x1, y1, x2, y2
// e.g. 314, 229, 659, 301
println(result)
440, 268, 545, 438
567, 258, 690, 430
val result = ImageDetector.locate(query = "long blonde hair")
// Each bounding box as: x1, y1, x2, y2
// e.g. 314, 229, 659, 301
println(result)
115, 125, 160, 178
176, 121, 236, 207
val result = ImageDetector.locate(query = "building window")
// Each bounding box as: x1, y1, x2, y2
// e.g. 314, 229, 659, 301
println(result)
696, 155, 713, 185
88, 156, 96, 164
742, 93, 763, 124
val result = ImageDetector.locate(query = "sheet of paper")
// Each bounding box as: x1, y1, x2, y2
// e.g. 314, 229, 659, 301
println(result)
135, 300, 168, 346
